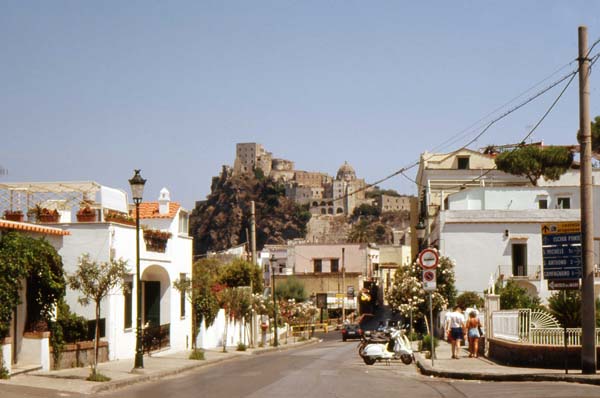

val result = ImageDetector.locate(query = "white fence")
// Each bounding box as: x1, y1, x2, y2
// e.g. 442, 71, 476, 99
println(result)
492, 309, 600, 346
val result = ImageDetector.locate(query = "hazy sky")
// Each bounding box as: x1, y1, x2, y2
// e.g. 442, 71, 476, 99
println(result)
2, 1, 600, 209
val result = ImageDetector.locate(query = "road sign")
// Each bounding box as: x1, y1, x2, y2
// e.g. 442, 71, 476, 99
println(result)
347, 286, 355, 298
548, 280, 580, 290
542, 233, 581, 246
541, 222, 582, 281
542, 245, 582, 257
316, 293, 328, 309
418, 248, 439, 270
422, 270, 436, 291
541, 222, 581, 235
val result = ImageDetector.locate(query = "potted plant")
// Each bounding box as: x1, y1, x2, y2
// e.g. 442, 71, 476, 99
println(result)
143, 229, 172, 252
104, 210, 135, 226
38, 207, 60, 223
4, 210, 24, 222
76, 206, 96, 222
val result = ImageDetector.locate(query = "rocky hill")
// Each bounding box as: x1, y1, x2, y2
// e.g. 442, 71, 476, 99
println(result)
190, 168, 311, 255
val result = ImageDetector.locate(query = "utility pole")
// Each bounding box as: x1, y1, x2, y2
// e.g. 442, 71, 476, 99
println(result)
342, 248, 346, 322
250, 201, 257, 265
578, 25, 596, 375
250, 201, 257, 347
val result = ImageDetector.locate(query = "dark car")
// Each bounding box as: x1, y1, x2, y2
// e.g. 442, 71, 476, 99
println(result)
341, 323, 363, 341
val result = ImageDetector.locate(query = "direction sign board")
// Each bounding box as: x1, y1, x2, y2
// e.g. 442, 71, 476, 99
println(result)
548, 279, 580, 290
541, 222, 582, 281
422, 270, 436, 291
418, 248, 439, 270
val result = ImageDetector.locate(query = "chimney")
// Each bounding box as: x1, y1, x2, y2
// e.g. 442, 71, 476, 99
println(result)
158, 187, 170, 215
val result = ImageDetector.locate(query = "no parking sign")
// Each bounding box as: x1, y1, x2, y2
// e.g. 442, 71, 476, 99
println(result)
422, 270, 436, 291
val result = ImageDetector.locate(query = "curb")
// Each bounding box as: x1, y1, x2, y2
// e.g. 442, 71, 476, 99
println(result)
415, 353, 600, 386
90, 338, 321, 394
90, 354, 240, 394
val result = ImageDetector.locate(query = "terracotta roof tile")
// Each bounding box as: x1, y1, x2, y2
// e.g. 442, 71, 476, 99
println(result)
134, 202, 181, 219
0, 220, 70, 236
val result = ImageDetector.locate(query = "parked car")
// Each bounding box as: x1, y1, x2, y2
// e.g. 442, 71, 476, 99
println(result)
341, 323, 363, 341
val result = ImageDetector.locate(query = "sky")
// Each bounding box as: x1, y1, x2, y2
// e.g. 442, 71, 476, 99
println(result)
2, 1, 600, 209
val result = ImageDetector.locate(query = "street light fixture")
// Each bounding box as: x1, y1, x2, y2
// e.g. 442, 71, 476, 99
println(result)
129, 169, 146, 369
271, 254, 278, 347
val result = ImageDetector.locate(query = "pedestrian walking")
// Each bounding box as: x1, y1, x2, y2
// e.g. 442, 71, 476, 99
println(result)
466, 310, 482, 358
445, 305, 466, 359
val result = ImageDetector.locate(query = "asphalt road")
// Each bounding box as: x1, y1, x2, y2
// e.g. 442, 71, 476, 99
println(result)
96, 332, 600, 398
1, 331, 599, 398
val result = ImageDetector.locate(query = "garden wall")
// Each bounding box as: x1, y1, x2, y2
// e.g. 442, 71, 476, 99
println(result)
50, 340, 109, 369
488, 337, 600, 368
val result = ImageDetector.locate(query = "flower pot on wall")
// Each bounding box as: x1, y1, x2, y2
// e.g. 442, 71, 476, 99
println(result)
76, 214, 96, 222
4, 211, 24, 222
39, 209, 60, 223
143, 229, 172, 253
76, 206, 96, 222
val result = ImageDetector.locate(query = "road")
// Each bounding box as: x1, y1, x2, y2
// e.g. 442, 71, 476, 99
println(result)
2, 333, 599, 398
102, 332, 598, 398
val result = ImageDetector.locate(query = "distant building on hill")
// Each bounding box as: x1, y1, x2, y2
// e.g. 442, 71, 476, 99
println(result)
232, 142, 371, 216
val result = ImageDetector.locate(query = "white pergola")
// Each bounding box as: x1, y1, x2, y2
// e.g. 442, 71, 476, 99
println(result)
0, 181, 103, 213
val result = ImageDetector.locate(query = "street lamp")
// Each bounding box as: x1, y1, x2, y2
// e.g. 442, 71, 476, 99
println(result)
271, 254, 278, 347
415, 219, 426, 251
129, 169, 146, 369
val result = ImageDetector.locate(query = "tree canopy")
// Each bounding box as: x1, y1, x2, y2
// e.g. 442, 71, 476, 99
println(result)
0, 232, 66, 339
386, 255, 457, 332
497, 280, 541, 310
274, 276, 307, 302
67, 254, 129, 377
494, 145, 573, 185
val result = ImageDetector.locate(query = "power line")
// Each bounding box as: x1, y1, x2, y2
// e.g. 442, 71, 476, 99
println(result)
332, 45, 600, 203
429, 61, 577, 154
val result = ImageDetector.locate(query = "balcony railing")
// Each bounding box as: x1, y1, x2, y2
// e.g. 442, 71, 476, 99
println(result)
143, 323, 170, 353
496, 264, 541, 282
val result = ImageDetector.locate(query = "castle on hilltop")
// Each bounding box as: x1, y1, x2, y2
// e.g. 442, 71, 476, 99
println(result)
232, 142, 369, 216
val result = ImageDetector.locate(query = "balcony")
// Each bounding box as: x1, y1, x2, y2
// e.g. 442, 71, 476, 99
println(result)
496, 264, 541, 282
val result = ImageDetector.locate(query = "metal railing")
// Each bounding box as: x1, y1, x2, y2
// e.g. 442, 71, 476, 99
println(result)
290, 323, 329, 336
143, 323, 170, 353
492, 310, 600, 346
496, 264, 542, 281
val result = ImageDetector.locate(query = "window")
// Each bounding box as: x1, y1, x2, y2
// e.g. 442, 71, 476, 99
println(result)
331, 259, 339, 273
511, 243, 527, 277
124, 281, 133, 329
180, 273, 186, 318
457, 156, 470, 170
557, 197, 571, 209
314, 259, 322, 273
538, 199, 548, 209
179, 212, 189, 235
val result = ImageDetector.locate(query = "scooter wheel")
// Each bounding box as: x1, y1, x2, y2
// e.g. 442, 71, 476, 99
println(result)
400, 354, 413, 365
363, 356, 376, 365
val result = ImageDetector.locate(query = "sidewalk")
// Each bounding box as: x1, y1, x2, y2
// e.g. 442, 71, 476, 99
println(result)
0, 338, 320, 395
415, 340, 600, 386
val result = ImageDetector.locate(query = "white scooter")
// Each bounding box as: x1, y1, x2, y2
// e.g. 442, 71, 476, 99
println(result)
362, 328, 413, 365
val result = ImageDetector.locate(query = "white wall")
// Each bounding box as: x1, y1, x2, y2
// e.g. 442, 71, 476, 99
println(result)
449, 186, 583, 211
440, 221, 544, 293
59, 213, 192, 360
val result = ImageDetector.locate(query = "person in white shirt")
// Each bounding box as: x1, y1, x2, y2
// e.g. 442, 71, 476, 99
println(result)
445, 306, 466, 359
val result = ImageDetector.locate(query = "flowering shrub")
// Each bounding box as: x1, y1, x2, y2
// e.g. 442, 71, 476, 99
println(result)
386, 254, 456, 324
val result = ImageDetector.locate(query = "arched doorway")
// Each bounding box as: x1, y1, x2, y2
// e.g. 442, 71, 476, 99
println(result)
141, 265, 171, 352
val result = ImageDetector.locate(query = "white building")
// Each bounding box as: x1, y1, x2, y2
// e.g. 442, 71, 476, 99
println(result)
0, 182, 193, 362
439, 183, 600, 301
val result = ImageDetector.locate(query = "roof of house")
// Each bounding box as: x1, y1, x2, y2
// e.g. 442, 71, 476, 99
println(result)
0, 220, 70, 236
136, 202, 181, 219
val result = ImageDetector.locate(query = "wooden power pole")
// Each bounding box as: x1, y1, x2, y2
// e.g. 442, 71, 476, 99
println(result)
578, 25, 596, 374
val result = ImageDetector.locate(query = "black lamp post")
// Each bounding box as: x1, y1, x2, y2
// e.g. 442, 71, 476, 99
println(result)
416, 219, 426, 251
129, 169, 146, 369
271, 254, 278, 347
